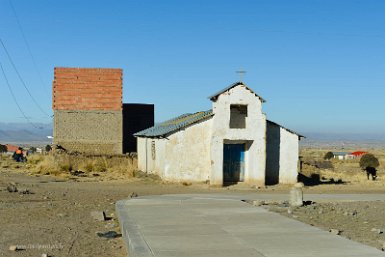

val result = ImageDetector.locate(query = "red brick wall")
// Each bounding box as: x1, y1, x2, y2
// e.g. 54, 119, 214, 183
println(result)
53, 67, 123, 111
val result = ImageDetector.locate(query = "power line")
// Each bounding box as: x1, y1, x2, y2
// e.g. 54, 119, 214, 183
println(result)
0, 59, 39, 129
8, 0, 50, 98
0, 38, 51, 117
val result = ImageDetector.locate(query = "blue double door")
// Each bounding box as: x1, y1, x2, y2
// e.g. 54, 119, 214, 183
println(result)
223, 143, 245, 184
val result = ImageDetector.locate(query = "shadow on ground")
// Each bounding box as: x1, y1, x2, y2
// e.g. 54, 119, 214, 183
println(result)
298, 173, 346, 186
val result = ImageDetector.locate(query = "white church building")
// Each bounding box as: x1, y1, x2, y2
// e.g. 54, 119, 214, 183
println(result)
135, 82, 304, 186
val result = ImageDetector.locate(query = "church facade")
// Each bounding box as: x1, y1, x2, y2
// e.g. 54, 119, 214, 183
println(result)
135, 82, 303, 186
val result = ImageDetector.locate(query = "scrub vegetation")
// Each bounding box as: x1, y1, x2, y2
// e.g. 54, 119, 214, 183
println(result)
300, 148, 384, 185
0, 152, 138, 180
27, 153, 138, 178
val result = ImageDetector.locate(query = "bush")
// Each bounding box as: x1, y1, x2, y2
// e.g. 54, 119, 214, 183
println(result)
28, 153, 137, 177
33, 155, 61, 174
359, 154, 379, 169
0, 144, 7, 153
27, 154, 44, 165
92, 158, 108, 173
45, 145, 52, 152
78, 160, 94, 173
324, 151, 334, 160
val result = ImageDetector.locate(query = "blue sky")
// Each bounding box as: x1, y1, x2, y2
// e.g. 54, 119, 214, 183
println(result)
0, 0, 384, 134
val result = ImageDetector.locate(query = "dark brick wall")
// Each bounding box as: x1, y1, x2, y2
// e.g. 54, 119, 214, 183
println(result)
123, 104, 154, 153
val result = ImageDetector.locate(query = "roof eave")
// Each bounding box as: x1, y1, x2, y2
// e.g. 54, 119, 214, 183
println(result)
267, 120, 305, 138
208, 81, 266, 103
134, 111, 214, 138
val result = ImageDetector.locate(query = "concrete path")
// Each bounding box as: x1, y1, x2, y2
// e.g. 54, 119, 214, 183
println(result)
116, 194, 385, 257
138, 193, 385, 202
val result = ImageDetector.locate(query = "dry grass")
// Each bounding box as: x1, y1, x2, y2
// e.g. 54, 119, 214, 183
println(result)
26, 153, 138, 178
0, 154, 24, 169
300, 147, 385, 184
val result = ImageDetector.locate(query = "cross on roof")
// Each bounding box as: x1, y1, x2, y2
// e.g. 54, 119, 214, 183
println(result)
236, 69, 246, 82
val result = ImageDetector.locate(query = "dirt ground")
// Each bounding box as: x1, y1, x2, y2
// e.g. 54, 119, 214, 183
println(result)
1, 171, 385, 257
268, 200, 385, 251
2, 147, 385, 256
0, 169, 225, 257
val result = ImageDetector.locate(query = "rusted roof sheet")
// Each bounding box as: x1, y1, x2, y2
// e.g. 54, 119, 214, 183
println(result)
208, 81, 266, 103
134, 110, 213, 138
267, 120, 305, 138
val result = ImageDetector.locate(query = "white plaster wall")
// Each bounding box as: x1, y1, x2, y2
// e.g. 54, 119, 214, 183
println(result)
210, 85, 266, 185
279, 128, 299, 184
136, 137, 166, 176
137, 137, 147, 172
162, 119, 212, 182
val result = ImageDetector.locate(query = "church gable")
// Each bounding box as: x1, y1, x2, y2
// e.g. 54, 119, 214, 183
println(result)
210, 82, 265, 135
208, 81, 266, 103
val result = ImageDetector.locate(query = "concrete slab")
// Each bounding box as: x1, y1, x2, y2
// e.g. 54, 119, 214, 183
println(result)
116, 194, 385, 257
139, 193, 385, 202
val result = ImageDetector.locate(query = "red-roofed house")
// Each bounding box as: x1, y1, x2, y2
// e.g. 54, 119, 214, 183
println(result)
351, 151, 368, 158
5, 144, 19, 153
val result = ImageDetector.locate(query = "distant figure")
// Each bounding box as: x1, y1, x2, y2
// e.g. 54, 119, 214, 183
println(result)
366, 167, 377, 181
12, 147, 25, 162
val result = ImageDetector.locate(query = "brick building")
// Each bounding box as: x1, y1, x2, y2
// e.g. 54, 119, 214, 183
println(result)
53, 67, 153, 154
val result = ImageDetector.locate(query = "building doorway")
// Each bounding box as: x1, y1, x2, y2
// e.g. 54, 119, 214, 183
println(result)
223, 143, 245, 185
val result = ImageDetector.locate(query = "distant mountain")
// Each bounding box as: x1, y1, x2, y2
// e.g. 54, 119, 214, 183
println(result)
1, 122, 384, 148
0, 122, 52, 144
303, 132, 385, 142
301, 132, 385, 149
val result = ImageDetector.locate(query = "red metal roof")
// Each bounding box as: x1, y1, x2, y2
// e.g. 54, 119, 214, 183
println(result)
351, 151, 367, 156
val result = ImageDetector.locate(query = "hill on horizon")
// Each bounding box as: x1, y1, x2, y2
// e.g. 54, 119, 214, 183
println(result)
0, 122, 52, 144
1, 122, 384, 147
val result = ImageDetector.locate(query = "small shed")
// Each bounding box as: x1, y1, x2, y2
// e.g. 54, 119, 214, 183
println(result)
332, 152, 354, 160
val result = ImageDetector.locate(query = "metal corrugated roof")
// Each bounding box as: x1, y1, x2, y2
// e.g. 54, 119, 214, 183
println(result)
134, 110, 214, 138
333, 152, 352, 156
208, 81, 266, 103
135, 109, 303, 139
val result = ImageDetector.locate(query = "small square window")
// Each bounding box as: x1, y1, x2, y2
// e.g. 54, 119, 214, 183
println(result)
230, 105, 247, 129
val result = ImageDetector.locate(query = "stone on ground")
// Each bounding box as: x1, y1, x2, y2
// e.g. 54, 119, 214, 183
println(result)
9, 245, 17, 251
91, 211, 106, 221
329, 229, 341, 235
7, 184, 18, 193
290, 183, 303, 207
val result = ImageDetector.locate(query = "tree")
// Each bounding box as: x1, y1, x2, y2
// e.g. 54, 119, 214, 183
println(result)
324, 151, 334, 160
0, 144, 7, 153
29, 147, 37, 153
359, 154, 380, 180
360, 154, 379, 169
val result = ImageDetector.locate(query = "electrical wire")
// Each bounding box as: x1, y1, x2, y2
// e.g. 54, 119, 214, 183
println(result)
8, 0, 50, 99
0, 38, 51, 117
0, 59, 39, 129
